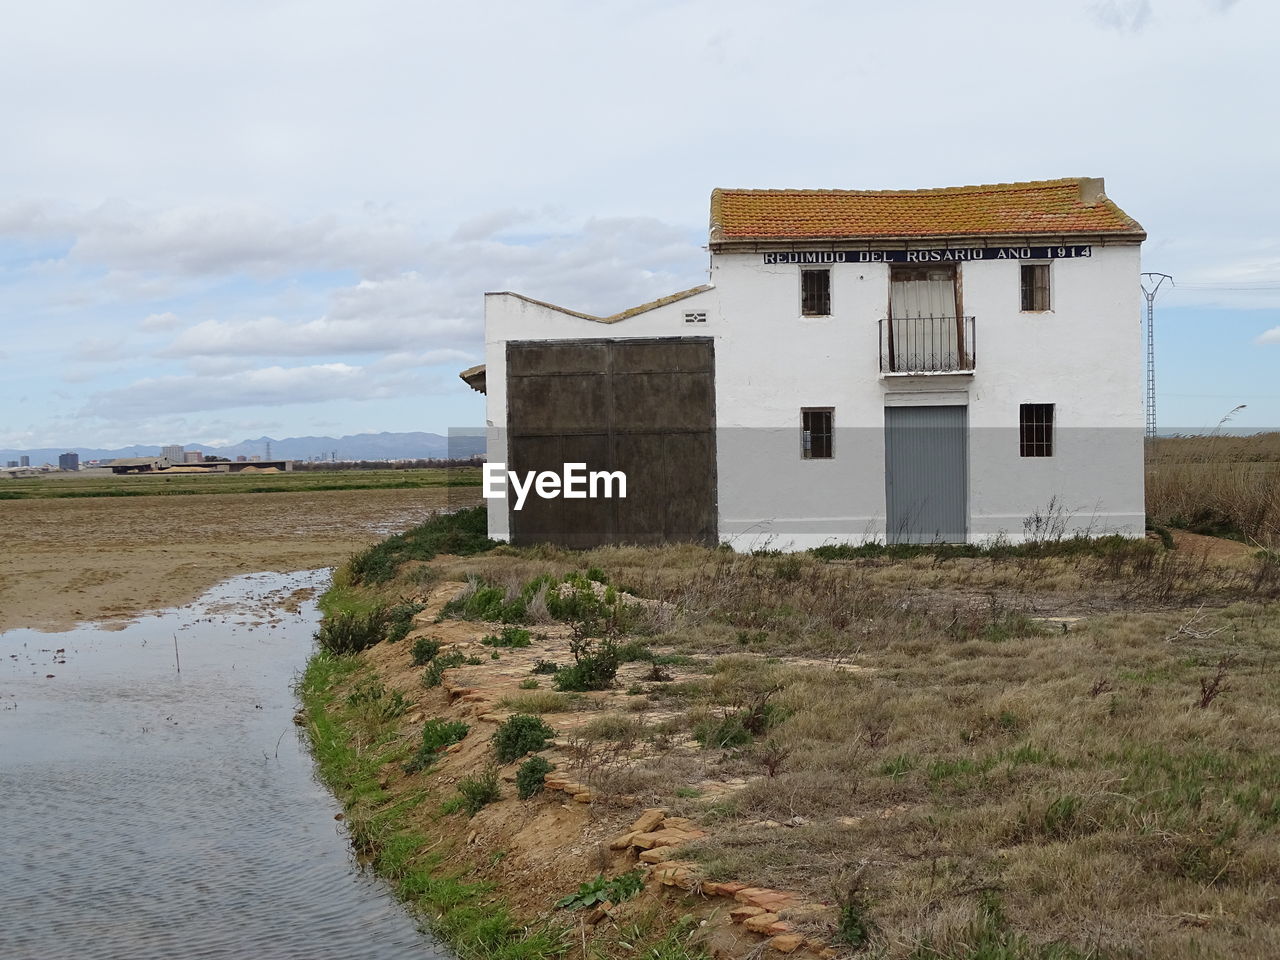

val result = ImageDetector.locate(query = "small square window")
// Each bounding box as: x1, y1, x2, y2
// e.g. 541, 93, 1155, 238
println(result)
1020, 263, 1051, 312
802, 408, 833, 459
801, 269, 831, 316
684, 311, 706, 323
1019, 403, 1054, 457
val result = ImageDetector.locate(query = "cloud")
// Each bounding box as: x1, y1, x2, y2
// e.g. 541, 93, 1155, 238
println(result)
140, 311, 180, 331
82, 362, 435, 417
1257, 327, 1280, 344
1091, 0, 1153, 31
451, 208, 537, 242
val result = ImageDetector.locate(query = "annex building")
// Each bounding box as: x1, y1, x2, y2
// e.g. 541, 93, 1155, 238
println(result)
464, 178, 1147, 550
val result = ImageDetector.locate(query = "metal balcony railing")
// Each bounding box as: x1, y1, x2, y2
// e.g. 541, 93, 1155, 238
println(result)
879, 316, 976, 374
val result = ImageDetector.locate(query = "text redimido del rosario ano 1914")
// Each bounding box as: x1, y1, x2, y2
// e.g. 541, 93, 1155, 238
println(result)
484, 463, 627, 511
762, 245, 1092, 264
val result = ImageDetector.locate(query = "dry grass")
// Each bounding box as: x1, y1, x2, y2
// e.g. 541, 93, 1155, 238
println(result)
435, 538, 1280, 958
1147, 433, 1280, 547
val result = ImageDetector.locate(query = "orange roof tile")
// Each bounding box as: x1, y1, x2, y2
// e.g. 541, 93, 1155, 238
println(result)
709, 178, 1144, 244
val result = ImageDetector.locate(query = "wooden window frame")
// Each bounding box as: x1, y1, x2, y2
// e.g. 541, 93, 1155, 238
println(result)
801, 407, 834, 459
800, 268, 831, 317
1019, 403, 1055, 457
1020, 262, 1051, 312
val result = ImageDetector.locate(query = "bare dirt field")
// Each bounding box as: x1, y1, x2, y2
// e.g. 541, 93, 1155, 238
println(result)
0, 487, 479, 632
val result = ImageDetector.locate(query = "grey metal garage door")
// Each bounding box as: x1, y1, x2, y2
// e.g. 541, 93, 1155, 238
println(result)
884, 405, 968, 544
506, 337, 717, 548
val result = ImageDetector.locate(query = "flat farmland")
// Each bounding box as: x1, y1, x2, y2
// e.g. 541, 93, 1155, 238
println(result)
0, 480, 482, 632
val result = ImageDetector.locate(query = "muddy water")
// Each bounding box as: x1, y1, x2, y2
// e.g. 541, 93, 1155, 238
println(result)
0, 570, 445, 960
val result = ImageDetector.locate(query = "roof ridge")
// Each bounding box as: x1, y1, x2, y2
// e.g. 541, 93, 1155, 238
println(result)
712, 178, 1087, 198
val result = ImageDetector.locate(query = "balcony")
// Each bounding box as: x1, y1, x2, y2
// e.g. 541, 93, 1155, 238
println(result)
879, 316, 975, 375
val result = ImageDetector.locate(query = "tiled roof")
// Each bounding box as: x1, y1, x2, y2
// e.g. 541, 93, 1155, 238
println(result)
710, 178, 1145, 244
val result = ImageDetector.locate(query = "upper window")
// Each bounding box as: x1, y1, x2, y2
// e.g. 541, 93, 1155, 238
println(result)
1020, 263, 1051, 312
801, 269, 831, 316
802, 408, 833, 459
1019, 403, 1054, 457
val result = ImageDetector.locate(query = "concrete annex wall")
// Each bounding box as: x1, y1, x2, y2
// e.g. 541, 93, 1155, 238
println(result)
483, 241, 1145, 549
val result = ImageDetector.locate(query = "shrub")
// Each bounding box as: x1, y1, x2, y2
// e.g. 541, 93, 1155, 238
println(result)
315, 609, 388, 655
519, 678, 540, 690
457, 766, 501, 816
531, 659, 560, 675
493, 714, 557, 763
348, 507, 495, 586
411, 636, 442, 666
554, 635, 621, 692
404, 718, 470, 774
516, 756, 555, 799
384, 602, 425, 643
422, 649, 466, 687
693, 712, 752, 750
481, 626, 533, 648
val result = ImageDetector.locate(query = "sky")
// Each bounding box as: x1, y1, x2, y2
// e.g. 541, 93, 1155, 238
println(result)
1, 0, 1277, 450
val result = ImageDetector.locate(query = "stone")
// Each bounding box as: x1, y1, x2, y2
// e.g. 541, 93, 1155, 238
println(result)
767, 934, 805, 954
445, 743, 463, 754
661, 816, 696, 830
734, 887, 770, 905
744, 913, 781, 934
609, 830, 640, 850
631, 828, 701, 850
729, 905, 765, 923
717, 882, 748, 895
629, 808, 666, 834
573, 791, 593, 803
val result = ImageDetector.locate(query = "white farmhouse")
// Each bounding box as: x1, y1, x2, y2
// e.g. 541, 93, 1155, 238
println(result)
466, 178, 1146, 550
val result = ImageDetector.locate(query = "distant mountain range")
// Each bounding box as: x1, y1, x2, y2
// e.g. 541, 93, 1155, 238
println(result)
0, 431, 487, 465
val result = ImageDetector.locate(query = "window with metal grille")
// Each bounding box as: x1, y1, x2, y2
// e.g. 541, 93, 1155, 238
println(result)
1020, 263, 1051, 311
801, 269, 831, 316
684, 311, 706, 323
802, 408, 833, 459
1019, 403, 1054, 457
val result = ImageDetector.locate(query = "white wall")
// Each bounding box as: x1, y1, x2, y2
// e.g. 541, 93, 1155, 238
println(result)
483, 241, 1145, 548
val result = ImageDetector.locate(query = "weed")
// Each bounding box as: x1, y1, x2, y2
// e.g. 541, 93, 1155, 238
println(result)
499, 690, 571, 714
1198, 654, 1236, 708
422, 649, 466, 687
753, 737, 792, 778
349, 507, 495, 586
555, 870, 645, 910
404, 718, 470, 774
531, 659, 560, 675
481, 626, 533, 648
519, 677, 540, 690
516, 756, 555, 799
493, 714, 557, 763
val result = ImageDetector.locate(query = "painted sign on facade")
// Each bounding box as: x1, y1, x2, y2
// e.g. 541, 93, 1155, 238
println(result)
762, 246, 1092, 265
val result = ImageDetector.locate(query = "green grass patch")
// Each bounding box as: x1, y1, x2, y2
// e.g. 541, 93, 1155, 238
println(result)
349, 506, 496, 586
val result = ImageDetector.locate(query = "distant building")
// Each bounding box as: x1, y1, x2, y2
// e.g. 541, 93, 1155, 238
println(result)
162, 445, 184, 463
107, 456, 170, 474
58, 452, 80, 472
19, 455, 30, 467
183, 450, 205, 463
5, 460, 16, 468
236, 456, 247, 462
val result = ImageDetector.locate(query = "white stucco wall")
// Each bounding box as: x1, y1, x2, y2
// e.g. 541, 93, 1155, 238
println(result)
482, 240, 1145, 549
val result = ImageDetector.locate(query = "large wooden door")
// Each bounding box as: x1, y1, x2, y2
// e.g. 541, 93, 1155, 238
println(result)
505, 337, 717, 548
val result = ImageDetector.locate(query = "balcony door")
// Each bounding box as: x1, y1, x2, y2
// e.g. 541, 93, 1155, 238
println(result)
889, 265, 963, 372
